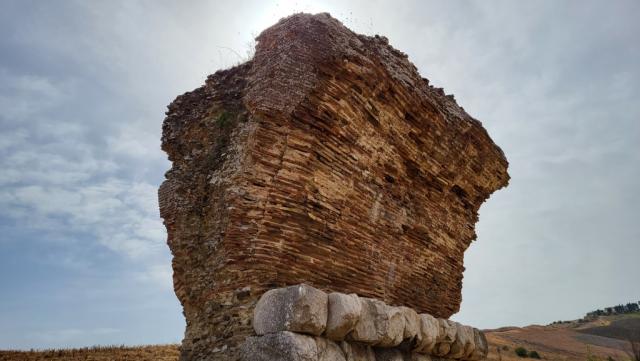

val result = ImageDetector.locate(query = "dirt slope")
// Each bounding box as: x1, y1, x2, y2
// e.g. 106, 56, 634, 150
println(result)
486, 314, 639, 361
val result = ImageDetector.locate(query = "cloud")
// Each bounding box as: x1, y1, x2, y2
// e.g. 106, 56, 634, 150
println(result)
0, 68, 167, 284
135, 264, 174, 291
31, 328, 121, 347
2, 178, 165, 256
0, 70, 69, 121
0, 0, 639, 349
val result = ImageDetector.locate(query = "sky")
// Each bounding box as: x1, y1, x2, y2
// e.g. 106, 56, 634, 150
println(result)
0, 0, 638, 350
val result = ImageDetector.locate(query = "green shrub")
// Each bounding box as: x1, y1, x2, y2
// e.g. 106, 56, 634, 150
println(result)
515, 347, 529, 357
216, 111, 233, 128
529, 350, 541, 359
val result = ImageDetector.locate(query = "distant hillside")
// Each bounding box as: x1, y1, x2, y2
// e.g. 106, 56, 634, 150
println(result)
486, 313, 640, 361
578, 314, 640, 342
584, 302, 640, 320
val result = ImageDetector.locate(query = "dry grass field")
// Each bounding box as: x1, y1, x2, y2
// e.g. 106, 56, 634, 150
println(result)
0, 345, 180, 361
486, 314, 640, 361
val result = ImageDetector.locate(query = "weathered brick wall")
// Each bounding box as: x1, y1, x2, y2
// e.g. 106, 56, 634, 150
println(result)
159, 13, 509, 361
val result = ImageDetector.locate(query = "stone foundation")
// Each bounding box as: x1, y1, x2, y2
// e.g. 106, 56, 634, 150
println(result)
240, 284, 488, 361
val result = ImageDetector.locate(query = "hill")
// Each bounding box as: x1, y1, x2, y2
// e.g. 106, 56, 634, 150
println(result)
485, 313, 640, 361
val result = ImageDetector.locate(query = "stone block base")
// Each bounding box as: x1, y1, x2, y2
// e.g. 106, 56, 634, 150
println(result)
240, 284, 488, 361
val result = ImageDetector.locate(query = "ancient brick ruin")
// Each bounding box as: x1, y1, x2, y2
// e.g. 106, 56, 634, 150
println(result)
159, 13, 509, 361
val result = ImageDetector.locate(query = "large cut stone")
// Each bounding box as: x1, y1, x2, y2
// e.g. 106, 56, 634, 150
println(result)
468, 329, 488, 361
448, 322, 469, 358
433, 319, 457, 356
316, 337, 347, 361
408, 352, 432, 361
457, 324, 477, 359
253, 284, 328, 336
384, 306, 407, 347
325, 293, 362, 341
408, 353, 432, 361
374, 348, 405, 361
240, 332, 318, 361
348, 298, 405, 346
400, 306, 421, 342
159, 11, 509, 360
340, 341, 376, 361
414, 314, 439, 354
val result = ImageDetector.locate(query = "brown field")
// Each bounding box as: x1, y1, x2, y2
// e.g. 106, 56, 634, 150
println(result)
486, 314, 639, 361
0, 345, 180, 361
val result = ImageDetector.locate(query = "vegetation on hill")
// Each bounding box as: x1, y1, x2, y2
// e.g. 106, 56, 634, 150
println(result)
586, 302, 640, 320
512, 346, 542, 359
528, 350, 541, 359
514, 346, 528, 357
550, 302, 640, 326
